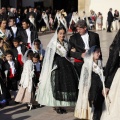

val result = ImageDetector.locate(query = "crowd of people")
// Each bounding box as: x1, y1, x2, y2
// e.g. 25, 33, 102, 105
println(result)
0, 6, 120, 120
0, 6, 120, 32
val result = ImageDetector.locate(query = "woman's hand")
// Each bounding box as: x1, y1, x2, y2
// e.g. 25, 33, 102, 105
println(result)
81, 52, 86, 58
102, 88, 110, 97
71, 48, 76, 52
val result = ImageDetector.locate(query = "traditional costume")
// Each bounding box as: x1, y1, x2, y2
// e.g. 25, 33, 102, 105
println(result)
69, 12, 79, 32
15, 59, 34, 103
74, 46, 104, 120
36, 31, 78, 107
39, 12, 50, 32
101, 29, 120, 120
58, 17, 68, 31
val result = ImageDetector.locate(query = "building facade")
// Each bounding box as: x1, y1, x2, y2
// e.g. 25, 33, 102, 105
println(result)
78, 0, 120, 28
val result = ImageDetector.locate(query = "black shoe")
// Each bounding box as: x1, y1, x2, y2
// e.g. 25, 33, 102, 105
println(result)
14, 102, 20, 104
54, 108, 63, 114
61, 108, 67, 114
26, 104, 30, 110
56, 108, 63, 114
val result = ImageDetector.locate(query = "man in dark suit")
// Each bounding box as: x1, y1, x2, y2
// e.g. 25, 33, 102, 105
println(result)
1, 7, 8, 20
8, 17, 21, 42
69, 20, 102, 76
69, 20, 103, 120
17, 19, 38, 49
107, 8, 114, 32
34, 8, 41, 32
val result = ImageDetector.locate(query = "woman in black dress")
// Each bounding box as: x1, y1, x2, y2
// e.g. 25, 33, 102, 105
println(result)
36, 26, 78, 114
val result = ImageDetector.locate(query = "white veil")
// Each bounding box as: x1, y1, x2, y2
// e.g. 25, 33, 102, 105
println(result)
75, 46, 103, 119
36, 27, 68, 104
36, 30, 57, 97
22, 49, 32, 63
74, 47, 94, 119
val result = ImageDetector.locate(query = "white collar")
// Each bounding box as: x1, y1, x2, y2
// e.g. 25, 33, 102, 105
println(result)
26, 28, 30, 31
11, 26, 17, 28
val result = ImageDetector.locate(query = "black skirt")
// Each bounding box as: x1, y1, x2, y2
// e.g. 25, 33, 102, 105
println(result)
51, 53, 78, 102
54, 19, 58, 29
39, 18, 46, 28
88, 72, 104, 107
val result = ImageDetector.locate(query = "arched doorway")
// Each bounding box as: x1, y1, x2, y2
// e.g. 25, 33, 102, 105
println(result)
53, 0, 78, 13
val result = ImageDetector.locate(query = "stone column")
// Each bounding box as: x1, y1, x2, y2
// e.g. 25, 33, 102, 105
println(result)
85, 0, 91, 16
78, 0, 91, 18
78, 0, 85, 18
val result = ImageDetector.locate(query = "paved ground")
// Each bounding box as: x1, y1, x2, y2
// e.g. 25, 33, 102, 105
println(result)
0, 30, 118, 120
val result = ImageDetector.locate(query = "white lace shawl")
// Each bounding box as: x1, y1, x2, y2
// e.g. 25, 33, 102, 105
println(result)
19, 60, 34, 92
42, 14, 50, 30
75, 53, 103, 117
37, 31, 68, 100
59, 18, 68, 31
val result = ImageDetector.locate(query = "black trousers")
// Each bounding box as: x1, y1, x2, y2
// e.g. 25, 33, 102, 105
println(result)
74, 62, 83, 77
107, 21, 112, 32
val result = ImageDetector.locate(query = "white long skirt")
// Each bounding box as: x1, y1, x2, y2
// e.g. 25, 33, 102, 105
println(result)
101, 68, 120, 120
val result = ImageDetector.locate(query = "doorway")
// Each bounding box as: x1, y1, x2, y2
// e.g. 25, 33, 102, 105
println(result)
53, 0, 78, 13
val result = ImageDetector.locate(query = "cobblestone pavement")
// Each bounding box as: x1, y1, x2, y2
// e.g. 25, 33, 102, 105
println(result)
0, 30, 118, 120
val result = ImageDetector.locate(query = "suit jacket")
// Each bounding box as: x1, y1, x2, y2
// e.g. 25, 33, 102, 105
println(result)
17, 29, 38, 44
3, 60, 20, 80
8, 26, 21, 40
8, 12, 15, 17
107, 11, 114, 22
12, 45, 27, 59
68, 31, 101, 60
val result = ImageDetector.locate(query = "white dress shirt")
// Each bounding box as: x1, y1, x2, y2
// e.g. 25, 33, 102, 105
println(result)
11, 26, 17, 36
17, 46, 22, 54
26, 28, 31, 45
8, 61, 16, 75
81, 32, 90, 50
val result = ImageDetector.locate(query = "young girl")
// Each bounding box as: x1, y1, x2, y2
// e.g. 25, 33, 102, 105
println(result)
74, 46, 104, 120
15, 50, 35, 110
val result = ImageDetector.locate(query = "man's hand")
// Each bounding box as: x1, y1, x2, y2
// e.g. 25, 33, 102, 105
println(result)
71, 48, 76, 52
102, 88, 110, 97
20, 42, 23, 44
81, 52, 86, 58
